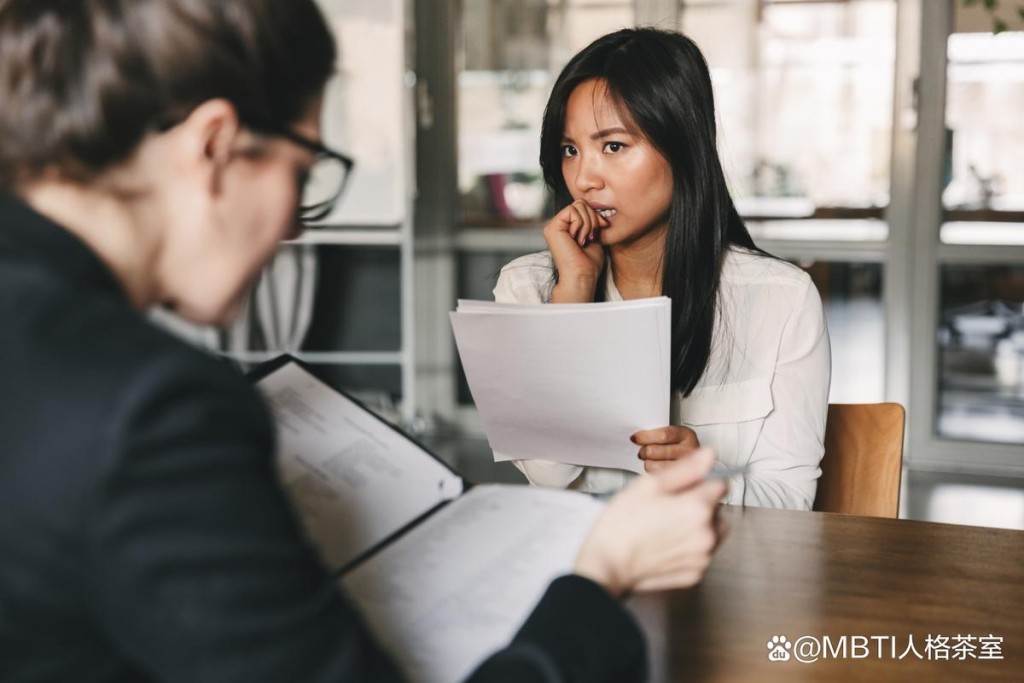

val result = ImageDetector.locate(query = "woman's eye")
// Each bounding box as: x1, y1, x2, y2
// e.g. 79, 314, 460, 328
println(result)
561, 145, 578, 158
604, 142, 625, 154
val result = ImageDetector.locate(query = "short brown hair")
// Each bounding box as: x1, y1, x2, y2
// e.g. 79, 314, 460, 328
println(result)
0, 0, 336, 189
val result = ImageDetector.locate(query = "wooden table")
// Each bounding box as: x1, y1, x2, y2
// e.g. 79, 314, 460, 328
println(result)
629, 506, 1023, 682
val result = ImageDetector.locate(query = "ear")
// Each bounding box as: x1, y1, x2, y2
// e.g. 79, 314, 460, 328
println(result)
166, 98, 243, 195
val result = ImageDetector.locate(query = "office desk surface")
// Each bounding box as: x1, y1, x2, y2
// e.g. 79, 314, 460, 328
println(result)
629, 505, 1023, 682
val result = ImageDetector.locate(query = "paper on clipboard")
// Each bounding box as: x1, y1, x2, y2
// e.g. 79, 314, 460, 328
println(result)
252, 358, 609, 682
451, 297, 671, 473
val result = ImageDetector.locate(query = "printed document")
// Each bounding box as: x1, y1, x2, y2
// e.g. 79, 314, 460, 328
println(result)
342, 484, 603, 683
254, 359, 606, 683
257, 362, 463, 570
451, 297, 671, 473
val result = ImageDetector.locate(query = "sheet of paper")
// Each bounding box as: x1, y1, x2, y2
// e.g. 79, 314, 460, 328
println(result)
341, 485, 605, 683
451, 297, 671, 473
256, 361, 463, 570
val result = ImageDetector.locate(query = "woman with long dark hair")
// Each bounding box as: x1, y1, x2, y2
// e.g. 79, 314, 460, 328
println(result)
0, 3, 725, 680
495, 27, 831, 510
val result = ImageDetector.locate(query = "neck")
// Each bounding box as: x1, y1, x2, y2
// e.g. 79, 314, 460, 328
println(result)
20, 181, 162, 309
608, 224, 666, 299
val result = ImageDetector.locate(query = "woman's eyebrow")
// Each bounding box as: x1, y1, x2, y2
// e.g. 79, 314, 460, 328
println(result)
562, 127, 631, 144
590, 127, 630, 139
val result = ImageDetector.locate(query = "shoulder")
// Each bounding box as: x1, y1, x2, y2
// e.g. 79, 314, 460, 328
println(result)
720, 246, 812, 290
715, 247, 824, 340
18, 286, 270, 468
66, 293, 253, 395
499, 251, 555, 281
720, 245, 815, 299
0, 283, 273, 554
494, 251, 555, 304
102, 320, 271, 455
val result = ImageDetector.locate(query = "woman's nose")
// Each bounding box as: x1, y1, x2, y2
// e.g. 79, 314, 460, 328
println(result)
572, 155, 604, 193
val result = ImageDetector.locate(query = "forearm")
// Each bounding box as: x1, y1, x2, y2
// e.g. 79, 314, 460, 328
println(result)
725, 470, 816, 510
465, 575, 646, 683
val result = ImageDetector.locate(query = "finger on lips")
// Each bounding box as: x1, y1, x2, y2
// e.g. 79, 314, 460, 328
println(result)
568, 199, 605, 246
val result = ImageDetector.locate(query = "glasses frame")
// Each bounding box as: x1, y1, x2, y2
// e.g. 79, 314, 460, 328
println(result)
154, 115, 355, 224
276, 130, 355, 223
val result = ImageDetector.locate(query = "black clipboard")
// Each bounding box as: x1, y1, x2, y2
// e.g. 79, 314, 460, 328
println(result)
247, 353, 467, 575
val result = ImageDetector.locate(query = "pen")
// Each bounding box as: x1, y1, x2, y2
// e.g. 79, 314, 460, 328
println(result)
704, 463, 750, 481
593, 463, 748, 500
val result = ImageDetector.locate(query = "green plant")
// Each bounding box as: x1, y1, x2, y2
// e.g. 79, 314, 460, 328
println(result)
963, 0, 1024, 34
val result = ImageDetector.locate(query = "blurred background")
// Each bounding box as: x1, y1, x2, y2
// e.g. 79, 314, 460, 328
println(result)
172, 0, 1024, 529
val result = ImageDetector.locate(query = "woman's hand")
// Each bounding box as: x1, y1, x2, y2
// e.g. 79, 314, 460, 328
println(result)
574, 449, 726, 597
542, 199, 608, 303
632, 425, 701, 474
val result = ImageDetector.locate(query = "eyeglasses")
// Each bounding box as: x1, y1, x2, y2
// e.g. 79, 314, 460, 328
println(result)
276, 130, 354, 223
154, 115, 354, 223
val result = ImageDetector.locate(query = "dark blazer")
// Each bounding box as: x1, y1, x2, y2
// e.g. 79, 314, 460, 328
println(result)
0, 195, 646, 682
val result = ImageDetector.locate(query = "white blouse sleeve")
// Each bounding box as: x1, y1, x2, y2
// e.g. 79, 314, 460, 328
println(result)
733, 276, 830, 510
493, 258, 584, 489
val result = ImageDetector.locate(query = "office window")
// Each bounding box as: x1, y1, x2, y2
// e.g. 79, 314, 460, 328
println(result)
801, 260, 885, 404
940, 31, 1024, 246
679, 0, 894, 411
937, 264, 1024, 445
303, 247, 402, 353
458, 0, 633, 225
681, 0, 896, 219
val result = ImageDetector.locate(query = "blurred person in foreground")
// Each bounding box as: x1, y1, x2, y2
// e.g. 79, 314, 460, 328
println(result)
0, 2, 726, 681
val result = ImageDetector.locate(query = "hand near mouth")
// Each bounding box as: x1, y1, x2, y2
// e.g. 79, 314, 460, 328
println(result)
542, 198, 609, 303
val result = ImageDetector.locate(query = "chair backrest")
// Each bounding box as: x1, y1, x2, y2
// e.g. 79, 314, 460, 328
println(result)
813, 403, 906, 518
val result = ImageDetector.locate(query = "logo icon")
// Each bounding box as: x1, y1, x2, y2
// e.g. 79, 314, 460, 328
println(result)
767, 635, 792, 662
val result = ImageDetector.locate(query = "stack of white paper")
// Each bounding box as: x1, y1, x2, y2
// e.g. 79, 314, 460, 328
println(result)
451, 297, 672, 474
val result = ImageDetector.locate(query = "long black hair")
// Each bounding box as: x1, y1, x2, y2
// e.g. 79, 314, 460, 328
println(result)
539, 27, 763, 396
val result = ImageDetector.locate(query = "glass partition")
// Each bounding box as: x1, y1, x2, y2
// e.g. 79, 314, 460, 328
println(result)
681, 0, 896, 223
937, 264, 1024, 445
940, 31, 1024, 246
458, 0, 634, 226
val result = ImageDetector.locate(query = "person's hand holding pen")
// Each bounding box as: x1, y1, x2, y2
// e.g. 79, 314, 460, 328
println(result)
573, 448, 727, 597
543, 199, 608, 303
632, 425, 701, 474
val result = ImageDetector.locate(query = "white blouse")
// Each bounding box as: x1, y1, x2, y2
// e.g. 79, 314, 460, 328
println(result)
492, 247, 831, 510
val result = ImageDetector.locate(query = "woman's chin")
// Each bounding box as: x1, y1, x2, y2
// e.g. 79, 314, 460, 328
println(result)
211, 299, 244, 326
162, 297, 242, 329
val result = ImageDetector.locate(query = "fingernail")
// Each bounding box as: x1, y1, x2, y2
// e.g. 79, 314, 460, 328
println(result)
629, 434, 637, 443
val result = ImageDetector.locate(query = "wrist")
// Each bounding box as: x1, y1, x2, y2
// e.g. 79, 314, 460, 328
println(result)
574, 546, 626, 599
552, 276, 598, 303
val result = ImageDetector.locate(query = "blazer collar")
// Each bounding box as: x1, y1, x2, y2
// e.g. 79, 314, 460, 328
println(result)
0, 192, 128, 300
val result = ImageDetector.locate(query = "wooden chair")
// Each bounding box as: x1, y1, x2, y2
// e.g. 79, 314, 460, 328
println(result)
813, 403, 906, 518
